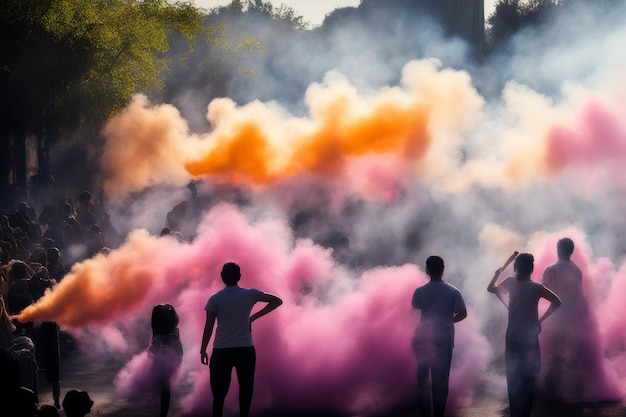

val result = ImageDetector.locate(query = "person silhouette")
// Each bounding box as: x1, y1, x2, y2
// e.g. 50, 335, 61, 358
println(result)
61, 389, 93, 417
149, 303, 183, 417
411, 255, 467, 417
200, 262, 282, 417
488, 253, 561, 417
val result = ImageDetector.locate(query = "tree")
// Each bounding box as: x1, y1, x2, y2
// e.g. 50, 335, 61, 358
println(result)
0, 0, 204, 196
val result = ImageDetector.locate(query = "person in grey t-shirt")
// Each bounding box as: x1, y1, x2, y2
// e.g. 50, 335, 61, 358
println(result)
200, 262, 282, 417
412, 255, 467, 417
488, 253, 561, 417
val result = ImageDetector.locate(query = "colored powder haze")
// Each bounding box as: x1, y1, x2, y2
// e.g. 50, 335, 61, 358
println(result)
17, 2, 626, 415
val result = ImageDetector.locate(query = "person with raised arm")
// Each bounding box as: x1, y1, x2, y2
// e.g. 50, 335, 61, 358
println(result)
487, 253, 561, 417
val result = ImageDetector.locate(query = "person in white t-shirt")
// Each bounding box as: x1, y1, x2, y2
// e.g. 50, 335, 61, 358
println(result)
411, 255, 467, 417
200, 262, 282, 417
488, 253, 561, 417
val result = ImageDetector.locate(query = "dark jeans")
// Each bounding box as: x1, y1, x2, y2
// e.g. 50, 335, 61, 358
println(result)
417, 344, 453, 417
210, 346, 256, 417
505, 341, 541, 417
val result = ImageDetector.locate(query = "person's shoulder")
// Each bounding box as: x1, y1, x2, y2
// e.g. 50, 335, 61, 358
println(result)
438, 280, 461, 292
500, 276, 514, 287
246, 287, 265, 296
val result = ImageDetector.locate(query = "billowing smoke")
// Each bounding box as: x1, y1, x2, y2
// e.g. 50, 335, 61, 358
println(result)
101, 59, 483, 200
16, 0, 626, 415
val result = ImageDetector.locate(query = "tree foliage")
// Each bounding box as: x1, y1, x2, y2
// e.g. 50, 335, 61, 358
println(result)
0, 0, 204, 188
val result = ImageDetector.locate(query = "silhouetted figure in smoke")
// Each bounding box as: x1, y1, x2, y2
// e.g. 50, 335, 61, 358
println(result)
166, 202, 187, 231
411, 255, 467, 417
488, 253, 561, 417
540, 237, 612, 402
62, 389, 93, 417
38, 321, 61, 409
46, 247, 66, 282
9, 202, 33, 240
27, 267, 61, 409
6, 261, 34, 335
149, 303, 183, 417
75, 192, 97, 229
0, 294, 20, 412
201, 262, 283, 417
85, 224, 105, 258
58, 203, 83, 249
79, 190, 121, 248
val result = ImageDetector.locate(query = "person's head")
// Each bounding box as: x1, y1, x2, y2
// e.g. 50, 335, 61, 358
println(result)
514, 253, 534, 277
11, 260, 30, 280
557, 237, 575, 260
47, 247, 60, 264
221, 262, 241, 286
425, 255, 445, 279
39, 404, 61, 417
151, 303, 179, 336
78, 191, 91, 205
62, 390, 93, 417
11, 387, 38, 416
61, 203, 73, 217
29, 247, 47, 265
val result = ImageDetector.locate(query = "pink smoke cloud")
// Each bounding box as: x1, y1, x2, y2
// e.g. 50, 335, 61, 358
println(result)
17, 204, 489, 415
545, 98, 626, 190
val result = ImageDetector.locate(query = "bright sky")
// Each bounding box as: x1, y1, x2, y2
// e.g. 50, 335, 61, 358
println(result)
194, 0, 499, 27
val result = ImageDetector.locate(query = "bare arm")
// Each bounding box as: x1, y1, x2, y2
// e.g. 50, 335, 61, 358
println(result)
250, 293, 282, 324
453, 308, 467, 323
200, 310, 216, 365
487, 267, 502, 293
539, 285, 562, 323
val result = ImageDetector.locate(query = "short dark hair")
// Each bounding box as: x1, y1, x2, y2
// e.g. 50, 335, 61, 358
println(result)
62, 390, 93, 416
514, 253, 534, 275
221, 262, 241, 285
426, 255, 445, 277
557, 238, 575, 259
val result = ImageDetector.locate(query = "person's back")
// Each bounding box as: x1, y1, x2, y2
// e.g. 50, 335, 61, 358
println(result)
208, 286, 264, 349
501, 277, 543, 345
201, 262, 282, 417
487, 253, 561, 417
540, 238, 600, 401
411, 255, 466, 417
542, 239, 586, 319
412, 280, 464, 346
149, 304, 183, 417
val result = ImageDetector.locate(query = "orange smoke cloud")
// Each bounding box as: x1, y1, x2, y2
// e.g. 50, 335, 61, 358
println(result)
16, 230, 172, 327
187, 60, 482, 182
100, 60, 483, 198
100, 95, 202, 197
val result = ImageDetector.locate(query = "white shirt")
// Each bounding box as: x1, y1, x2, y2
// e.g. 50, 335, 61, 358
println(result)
205, 286, 265, 349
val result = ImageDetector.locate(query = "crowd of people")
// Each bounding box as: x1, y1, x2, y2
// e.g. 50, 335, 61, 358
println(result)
0, 179, 607, 417
0, 185, 120, 416
0, 179, 203, 416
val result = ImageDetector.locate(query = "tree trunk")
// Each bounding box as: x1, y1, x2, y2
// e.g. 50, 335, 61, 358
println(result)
13, 128, 27, 189
0, 132, 12, 197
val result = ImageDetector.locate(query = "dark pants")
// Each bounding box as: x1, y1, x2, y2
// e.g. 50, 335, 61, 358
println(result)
417, 344, 453, 417
210, 346, 256, 417
505, 341, 541, 417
